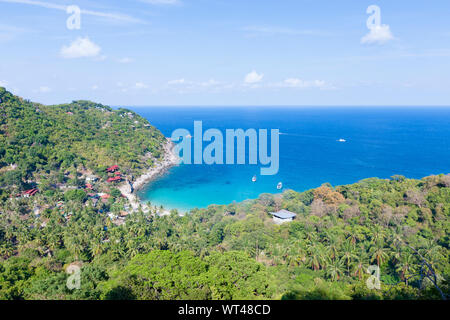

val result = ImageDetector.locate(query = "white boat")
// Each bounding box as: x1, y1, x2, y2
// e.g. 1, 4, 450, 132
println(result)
252, 175, 257, 182
277, 182, 282, 190
338, 138, 346, 142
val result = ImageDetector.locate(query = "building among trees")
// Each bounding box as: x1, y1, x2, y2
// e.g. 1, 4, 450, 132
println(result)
269, 209, 297, 224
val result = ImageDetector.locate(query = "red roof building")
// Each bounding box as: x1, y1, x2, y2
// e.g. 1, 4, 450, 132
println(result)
107, 176, 122, 183
23, 188, 38, 196
106, 165, 119, 172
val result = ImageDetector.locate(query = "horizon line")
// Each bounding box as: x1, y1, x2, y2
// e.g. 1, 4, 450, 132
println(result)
115, 104, 450, 108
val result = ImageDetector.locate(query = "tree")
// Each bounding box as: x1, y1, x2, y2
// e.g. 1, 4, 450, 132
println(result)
64, 189, 87, 203
110, 188, 122, 198
100, 251, 211, 300
206, 251, 273, 299
306, 243, 326, 271
396, 253, 417, 284
326, 258, 345, 281
341, 241, 356, 275
370, 241, 389, 267
352, 248, 369, 280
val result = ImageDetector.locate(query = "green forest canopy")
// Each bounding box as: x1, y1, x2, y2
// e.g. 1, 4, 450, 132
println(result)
0, 87, 166, 187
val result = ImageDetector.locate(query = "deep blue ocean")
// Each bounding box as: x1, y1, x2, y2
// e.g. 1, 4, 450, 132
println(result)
126, 107, 450, 212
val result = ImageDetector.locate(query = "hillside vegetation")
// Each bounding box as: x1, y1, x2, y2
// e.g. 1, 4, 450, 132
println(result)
0, 87, 166, 192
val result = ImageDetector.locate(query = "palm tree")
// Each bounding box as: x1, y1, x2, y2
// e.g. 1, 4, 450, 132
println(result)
396, 253, 417, 284
307, 244, 326, 271
346, 230, 358, 245
341, 241, 356, 275
47, 232, 62, 253
326, 257, 345, 281
127, 239, 141, 257
0, 243, 14, 259
389, 241, 403, 264
419, 240, 443, 272
65, 236, 83, 260
371, 225, 386, 244
324, 232, 342, 261
289, 239, 307, 266
352, 248, 370, 279
90, 240, 104, 257
369, 241, 389, 267
305, 225, 318, 242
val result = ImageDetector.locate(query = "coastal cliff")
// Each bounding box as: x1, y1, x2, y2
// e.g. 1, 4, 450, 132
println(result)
118, 139, 179, 211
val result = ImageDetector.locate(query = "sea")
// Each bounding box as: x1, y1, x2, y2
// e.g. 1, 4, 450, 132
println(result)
124, 106, 450, 212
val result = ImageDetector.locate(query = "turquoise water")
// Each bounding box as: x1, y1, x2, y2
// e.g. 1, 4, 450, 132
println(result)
126, 107, 450, 212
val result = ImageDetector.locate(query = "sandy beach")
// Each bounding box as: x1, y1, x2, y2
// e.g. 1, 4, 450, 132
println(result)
118, 138, 179, 212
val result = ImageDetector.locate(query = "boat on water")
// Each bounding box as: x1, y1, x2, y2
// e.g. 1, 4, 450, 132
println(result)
338, 138, 346, 142
252, 175, 257, 182
277, 182, 283, 190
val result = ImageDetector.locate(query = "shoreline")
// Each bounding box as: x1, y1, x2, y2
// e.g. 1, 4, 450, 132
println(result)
118, 138, 179, 213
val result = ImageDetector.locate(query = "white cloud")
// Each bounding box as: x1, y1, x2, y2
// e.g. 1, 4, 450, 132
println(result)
0, 0, 144, 24
242, 26, 331, 37
115, 82, 150, 92
0, 24, 30, 42
140, 0, 180, 5
60, 37, 101, 59
81, 9, 144, 24
168, 78, 186, 85
91, 85, 99, 90
117, 57, 133, 64
361, 25, 394, 45
34, 86, 51, 93
0, 0, 64, 10
200, 79, 220, 87
244, 70, 264, 84
135, 82, 148, 89
164, 78, 230, 94
280, 78, 326, 89
39, 86, 51, 93
94, 55, 107, 61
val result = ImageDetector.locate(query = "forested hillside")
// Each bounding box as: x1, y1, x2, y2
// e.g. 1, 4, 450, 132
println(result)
0, 88, 448, 300
1, 172, 449, 299
0, 87, 165, 191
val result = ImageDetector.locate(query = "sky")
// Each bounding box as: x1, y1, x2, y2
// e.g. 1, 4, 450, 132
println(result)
0, 0, 449, 106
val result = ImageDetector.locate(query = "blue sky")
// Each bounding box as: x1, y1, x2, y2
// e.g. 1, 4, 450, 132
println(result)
0, 0, 449, 106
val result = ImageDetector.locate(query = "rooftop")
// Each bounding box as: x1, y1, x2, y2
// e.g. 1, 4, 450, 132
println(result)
269, 209, 297, 219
